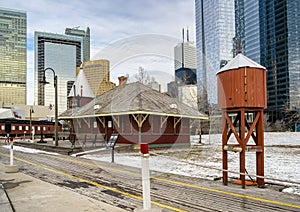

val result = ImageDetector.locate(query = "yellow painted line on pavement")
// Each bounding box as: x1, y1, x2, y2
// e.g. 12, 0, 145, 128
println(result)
42, 153, 300, 210
0, 152, 185, 212
152, 177, 300, 209
44, 153, 141, 177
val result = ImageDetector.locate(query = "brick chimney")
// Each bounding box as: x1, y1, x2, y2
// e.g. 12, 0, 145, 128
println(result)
118, 76, 127, 88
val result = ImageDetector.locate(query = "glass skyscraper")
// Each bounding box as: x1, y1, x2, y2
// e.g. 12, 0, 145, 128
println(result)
232, 0, 245, 57
195, 0, 235, 108
0, 8, 26, 105
232, 0, 299, 128
259, 0, 300, 123
174, 42, 197, 71
174, 42, 197, 86
82, 59, 116, 96
243, 0, 260, 64
34, 32, 82, 114
65, 27, 90, 62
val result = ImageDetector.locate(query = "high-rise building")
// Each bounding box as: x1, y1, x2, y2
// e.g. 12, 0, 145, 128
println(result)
232, 0, 245, 56
0, 8, 26, 105
174, 42, 197, 71
65, 27, 90, 62
81, 60, 116, 96
34, 32, 82, 114
173, 29, 197, 107
232, 0, 299, 128
259, 0, 300, 124
174, 41, 197, 85
195, 0, 235, 108
243, 0, 261, 64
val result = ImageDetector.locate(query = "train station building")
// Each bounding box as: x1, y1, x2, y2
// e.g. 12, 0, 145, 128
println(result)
60, 76, 208, 148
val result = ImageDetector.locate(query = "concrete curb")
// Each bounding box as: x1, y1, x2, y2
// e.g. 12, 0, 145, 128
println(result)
5, 165, 19, 173
0, 183, 14, 212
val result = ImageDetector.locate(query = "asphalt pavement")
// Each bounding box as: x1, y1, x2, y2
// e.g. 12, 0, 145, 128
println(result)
0, 161, 126, 212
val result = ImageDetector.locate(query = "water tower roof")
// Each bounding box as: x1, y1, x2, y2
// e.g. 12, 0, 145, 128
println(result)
218, 54, 266, 73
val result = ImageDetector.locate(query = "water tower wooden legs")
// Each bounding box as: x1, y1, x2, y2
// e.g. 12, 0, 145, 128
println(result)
256, 110, 264, 187
222, 113, 228, 185
222, 109, 264, 188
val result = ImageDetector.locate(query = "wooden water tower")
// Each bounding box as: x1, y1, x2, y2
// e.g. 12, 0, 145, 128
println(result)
217, 54, 266, 188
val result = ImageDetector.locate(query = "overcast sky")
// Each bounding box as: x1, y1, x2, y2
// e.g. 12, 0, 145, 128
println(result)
0, 0, 195, 105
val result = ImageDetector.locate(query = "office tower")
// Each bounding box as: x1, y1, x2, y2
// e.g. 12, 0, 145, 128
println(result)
234, 0, 260, 63
259, 0, 300, 124
65, 27, 90, 62
0, 8, 26, 105
82, 60, 116, 96
34, 32, 82, 114
243, 0, 261, 64
174, 30, 197, 108
174, 41, 197, 71
233, 0, 245, 56
234, 0, 262, 61
195, 0, 235, 108
174, 41, 197, 85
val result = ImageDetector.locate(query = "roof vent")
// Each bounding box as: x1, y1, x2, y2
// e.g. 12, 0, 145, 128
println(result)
94, 105, 100, 110
170, 104, 177, 109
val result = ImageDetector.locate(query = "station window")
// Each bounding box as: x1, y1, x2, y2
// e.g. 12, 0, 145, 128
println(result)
25, 126, 29, 130
1, 125, 4, 130
19, 126, 22, 130
12, 126, 15, 130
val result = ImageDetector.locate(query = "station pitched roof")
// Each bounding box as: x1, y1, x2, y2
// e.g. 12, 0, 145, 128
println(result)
60, 82, 208, 120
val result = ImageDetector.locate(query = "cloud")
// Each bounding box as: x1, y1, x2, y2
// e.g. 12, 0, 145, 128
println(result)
93, 34, 181, 92
1, 0, 195, 104
2, 0, 195, 54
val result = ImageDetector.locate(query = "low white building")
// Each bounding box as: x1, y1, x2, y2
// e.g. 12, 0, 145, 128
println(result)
178, 85, 198, 109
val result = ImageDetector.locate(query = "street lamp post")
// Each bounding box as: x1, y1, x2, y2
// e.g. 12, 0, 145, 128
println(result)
29, 107, 34, 141
40, 68, 58, 146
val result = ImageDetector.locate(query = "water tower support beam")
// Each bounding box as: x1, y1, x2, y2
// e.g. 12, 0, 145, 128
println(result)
239, 109, 246, 188
222, 111, 228, 185
256, 110, 265, 187
221, 108, 265, 188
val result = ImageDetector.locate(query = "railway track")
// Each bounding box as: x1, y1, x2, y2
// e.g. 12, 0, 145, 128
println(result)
1, 148, 299, 212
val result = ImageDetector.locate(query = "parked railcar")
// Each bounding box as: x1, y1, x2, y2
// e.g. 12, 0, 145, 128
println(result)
0, 119, 62, 139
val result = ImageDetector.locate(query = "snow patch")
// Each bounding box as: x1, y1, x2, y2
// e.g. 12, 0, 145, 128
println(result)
2, 145, 60, 155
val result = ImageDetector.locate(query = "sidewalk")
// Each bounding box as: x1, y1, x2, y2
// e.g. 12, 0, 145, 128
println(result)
0, 162, 126, 212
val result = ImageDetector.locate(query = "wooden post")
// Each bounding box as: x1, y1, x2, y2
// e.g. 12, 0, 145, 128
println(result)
222, 111, 228, 185
240, 109, 246, 188
256, 110, 265, 187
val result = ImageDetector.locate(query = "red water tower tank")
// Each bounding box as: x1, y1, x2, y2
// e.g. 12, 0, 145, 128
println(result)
217, 54, 267, 110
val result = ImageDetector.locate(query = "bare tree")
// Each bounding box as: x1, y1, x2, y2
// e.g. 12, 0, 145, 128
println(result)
134, 67, 156, 85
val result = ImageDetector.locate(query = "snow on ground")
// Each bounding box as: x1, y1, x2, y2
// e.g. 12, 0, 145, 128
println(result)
83, 132, 300, 195
1, 132, 299, 195
2, 145, 60, 155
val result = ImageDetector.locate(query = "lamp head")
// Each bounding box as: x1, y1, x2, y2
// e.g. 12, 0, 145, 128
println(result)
39, 76, 49, 85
